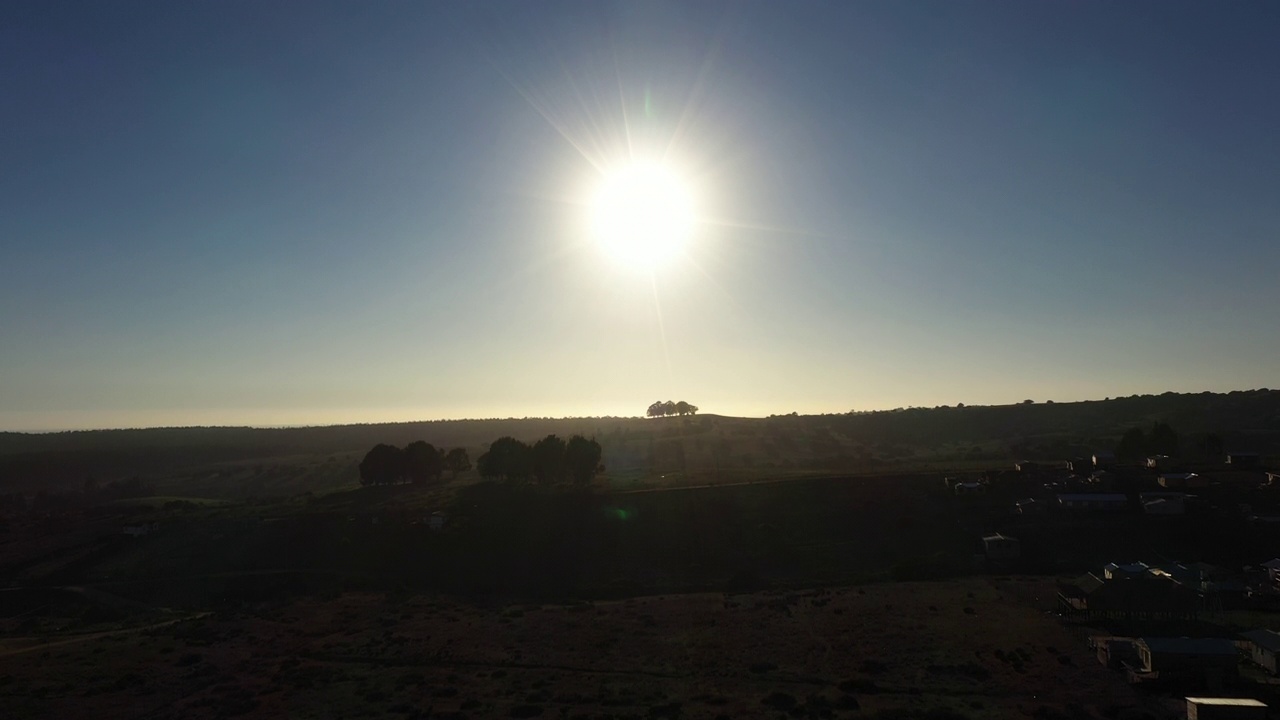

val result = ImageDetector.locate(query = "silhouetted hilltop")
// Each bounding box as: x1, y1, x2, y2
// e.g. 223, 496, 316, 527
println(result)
1, 390, 1277, 492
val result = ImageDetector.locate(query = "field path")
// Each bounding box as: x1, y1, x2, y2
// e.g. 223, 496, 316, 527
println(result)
0, 612, 210, 657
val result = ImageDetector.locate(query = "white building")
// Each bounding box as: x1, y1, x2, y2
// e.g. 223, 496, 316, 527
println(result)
1185, 697, 1266, 720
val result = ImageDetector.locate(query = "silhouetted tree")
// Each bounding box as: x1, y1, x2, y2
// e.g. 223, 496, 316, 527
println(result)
404, 441, 443, 484
532, 434, 567, 484
476, 450, 496, 480
1202, 433, 1225, 459
662, 400, 677, 416
1115, 427, 1148, 462
479, 436, 532, 481
444, 447, 471, 478
647, 401, 666, 418
1149, 422, 1179, 457
359, 443, 406, 486
565, 435, 603, 486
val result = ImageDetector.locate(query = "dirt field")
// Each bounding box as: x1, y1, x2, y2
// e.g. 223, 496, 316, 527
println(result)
0, 577, 1164, 720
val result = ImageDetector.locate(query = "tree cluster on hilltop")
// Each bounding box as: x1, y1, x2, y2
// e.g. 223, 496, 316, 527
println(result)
477, 434, 603, 486
358, 442, 471, 486
647, 400, 698, 418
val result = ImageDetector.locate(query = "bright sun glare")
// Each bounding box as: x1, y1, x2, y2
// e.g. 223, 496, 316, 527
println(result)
590, 160, 695, 269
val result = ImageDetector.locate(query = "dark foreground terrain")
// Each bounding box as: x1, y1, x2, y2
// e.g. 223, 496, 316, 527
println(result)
1, 577, 1164, 720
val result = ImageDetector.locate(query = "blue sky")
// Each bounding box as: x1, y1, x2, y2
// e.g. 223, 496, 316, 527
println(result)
2, 1, 1278, 430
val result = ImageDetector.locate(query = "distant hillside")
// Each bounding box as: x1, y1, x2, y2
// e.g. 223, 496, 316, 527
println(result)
1, 389, 1277, 492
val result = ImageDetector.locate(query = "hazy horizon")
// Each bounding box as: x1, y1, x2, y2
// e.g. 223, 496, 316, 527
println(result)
4, 2, 1278, 433
4, 384, 1275, 434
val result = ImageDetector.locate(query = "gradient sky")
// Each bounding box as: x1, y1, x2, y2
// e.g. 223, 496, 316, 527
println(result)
3, 1, 1279, 431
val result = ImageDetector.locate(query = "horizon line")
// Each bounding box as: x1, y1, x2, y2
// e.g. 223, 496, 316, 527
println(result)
3, 387, 1275, 435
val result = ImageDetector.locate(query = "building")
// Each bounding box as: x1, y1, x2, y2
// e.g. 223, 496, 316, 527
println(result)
1103, 562, 1151, 580
1141, 492, 1188, 516
428, 511, 446, 531
1057, 493, 1128, 511
982, 534, 1021, 561
953, 481, 985, 495
1058, 572, 1201, 620
1015, 498, 1044, 515
1132, 638, 1239, 689
1260, 558, 1280, 587
1093, 636, 1141, 669
1094, 451, 1117, 468
1160, 473, 1208, 489
1239, 629, 1280, 675
1227, 453, 1260, 468
1147, 455, 1172, 469
1185, 697, 1266, 720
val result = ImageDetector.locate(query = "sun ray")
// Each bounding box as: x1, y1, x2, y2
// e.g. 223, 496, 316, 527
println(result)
486, 56, 606, 173
650, 272, 674, 390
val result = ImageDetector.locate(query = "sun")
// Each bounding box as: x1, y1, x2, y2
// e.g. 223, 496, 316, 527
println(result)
590, 160, 695, 269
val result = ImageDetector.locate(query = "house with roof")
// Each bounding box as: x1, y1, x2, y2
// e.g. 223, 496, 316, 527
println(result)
1014, 497, 1044, 516
1240, 629, 1280, 675
1185, 697, 1266, 720
1227, 452, 1261, 468
1058, 571, 1201, 620
1057, 493, 1128, 511
982, 533, 1020, 561
1146, 455, 1172, 470
1094, 451, 1117, 468
1161, 473, 1209, 489
1141, 491, 1188, 515
1131, 637, 1240, 689
1104, 561, 1150, 580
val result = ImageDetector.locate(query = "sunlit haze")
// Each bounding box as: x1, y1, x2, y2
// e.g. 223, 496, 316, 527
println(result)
2, 2, 1279, 431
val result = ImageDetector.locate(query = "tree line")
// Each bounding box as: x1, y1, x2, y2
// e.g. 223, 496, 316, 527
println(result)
477, 435, 603, 485
358, 434, 604, 487
359, 441, 471, 486
646, 400, 699, 418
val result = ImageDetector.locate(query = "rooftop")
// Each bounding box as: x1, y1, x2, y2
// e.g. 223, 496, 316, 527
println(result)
1185, 698, 1266, 707
1140, 637, 1238, 655
1057, 493, 1127, 501
1241, 629, 1280, 654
